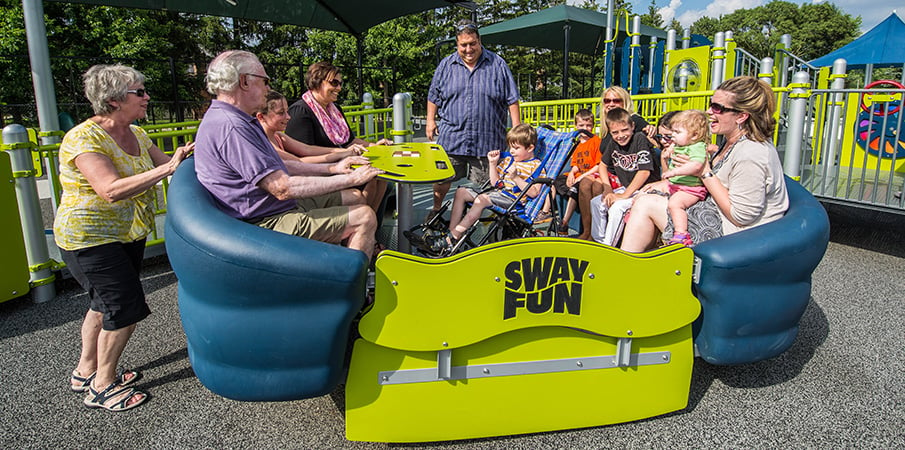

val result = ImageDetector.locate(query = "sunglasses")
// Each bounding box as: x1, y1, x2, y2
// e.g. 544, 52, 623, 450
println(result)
655, 134, 673, 141
456, 22, 478, 32
709, 101, 741, 114
243, 73, 271, 87
327, 79, 343, 88
603, 98, 623, 104
126, 88, 149, 97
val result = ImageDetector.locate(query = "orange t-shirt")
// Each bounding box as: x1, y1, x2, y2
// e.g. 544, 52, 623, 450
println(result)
569, 135, 602, 176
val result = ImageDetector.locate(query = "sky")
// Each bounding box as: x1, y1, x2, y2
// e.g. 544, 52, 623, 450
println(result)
570, 0, 900, 34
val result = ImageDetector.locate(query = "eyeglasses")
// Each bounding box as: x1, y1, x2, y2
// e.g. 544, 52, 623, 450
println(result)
655, 134, 673, 141
456, 22, 478, 32
126, 89, 149, 97
709, 101, 741, 114
603, 98, 623, 105
243, 73, 271, 87
327, 79, 343, 88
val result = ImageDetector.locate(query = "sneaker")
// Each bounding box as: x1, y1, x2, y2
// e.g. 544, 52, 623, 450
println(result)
425, 233, 453, 255
557, 222, 570, 235
533, 211, 553, 224
666, 232, 694, 247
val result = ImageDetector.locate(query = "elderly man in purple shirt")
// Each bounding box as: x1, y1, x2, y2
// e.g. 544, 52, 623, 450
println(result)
194, 50, 381, 260
426, 20, 521, 217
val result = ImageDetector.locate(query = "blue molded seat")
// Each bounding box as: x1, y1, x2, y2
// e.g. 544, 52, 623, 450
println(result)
692, 177, 830, 365
164, 159, 367, 401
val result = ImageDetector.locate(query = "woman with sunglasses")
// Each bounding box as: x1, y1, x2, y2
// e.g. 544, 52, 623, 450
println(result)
285, 61, 389, 214
620, 76, 789, 252
55, 64, 193, 411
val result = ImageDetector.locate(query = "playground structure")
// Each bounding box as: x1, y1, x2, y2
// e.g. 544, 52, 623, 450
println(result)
3, 14, 902, 442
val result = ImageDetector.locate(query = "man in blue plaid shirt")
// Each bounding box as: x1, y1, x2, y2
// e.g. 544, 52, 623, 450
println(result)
426, 19, 521, 218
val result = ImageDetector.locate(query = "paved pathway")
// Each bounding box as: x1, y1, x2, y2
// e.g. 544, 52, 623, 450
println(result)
1, 205, 903, 448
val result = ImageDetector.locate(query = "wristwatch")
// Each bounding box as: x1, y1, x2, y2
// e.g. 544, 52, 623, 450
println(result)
701, 171, 715, 179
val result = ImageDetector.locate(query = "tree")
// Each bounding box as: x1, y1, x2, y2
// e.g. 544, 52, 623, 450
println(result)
688, 1, 860, 61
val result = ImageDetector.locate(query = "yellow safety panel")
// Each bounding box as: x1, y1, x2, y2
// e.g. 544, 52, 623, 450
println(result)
347, 239, 700, 442
361, 238, 699, 351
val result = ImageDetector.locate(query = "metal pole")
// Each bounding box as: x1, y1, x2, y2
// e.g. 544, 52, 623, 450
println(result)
665, 29, 676, 92
783, 71, 810, 179
362, 92, 375, 139
3, 124, 55, 303
630, 16, 641, 93
711, 32, 725, 90
356, 36, 365, 101
392, 93, 414, 253
822, 59, 847, 184
603, 0, 615, 89
563, 23, 571, 99
779, 34, 792, 88
647, 36, 658, 90
759, 57, 774, 86
682, 28, 691, 50
22, 0, 62, 211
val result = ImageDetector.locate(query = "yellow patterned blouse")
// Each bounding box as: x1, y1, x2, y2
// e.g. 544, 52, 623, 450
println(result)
53, 120, 157, 251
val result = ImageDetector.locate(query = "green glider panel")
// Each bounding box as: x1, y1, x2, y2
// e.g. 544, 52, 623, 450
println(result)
347, 238, 700, 442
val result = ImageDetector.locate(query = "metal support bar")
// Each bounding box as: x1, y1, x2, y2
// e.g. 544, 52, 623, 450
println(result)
2, 124, 56, 303
392, 92, 414, 253
784, 72, 811, 179
378, 350, 672, 385
822, 59, 848, 183
710, 32, 725, 90
437, 349, 452, 380
615, 337, 632, 367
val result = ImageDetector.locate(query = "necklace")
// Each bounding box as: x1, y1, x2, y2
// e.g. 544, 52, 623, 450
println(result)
712, 134, 746, 173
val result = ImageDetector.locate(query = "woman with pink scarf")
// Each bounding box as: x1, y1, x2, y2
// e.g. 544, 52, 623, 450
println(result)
285, 61, 389, 214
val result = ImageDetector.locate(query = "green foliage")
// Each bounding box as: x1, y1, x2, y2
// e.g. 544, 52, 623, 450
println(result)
0, 0, 871, 126
687, 0, 860, 61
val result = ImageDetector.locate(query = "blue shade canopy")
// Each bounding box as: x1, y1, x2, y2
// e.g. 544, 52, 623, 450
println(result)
809, 13, 905, 68
43, 0, 473, 35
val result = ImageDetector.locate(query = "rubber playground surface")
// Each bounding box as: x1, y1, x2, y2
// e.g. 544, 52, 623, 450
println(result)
1, 201, 903, 448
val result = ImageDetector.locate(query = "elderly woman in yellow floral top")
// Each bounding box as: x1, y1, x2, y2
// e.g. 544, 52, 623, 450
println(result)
54, 64, 192, 412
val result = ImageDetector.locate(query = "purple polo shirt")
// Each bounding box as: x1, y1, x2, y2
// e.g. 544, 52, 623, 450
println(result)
194, 100, 295, 220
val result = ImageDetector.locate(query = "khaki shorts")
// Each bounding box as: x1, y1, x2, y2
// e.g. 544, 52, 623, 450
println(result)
253, 191, 349, 244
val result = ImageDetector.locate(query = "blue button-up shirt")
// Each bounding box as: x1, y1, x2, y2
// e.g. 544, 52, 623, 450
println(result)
428, 48, 520, 157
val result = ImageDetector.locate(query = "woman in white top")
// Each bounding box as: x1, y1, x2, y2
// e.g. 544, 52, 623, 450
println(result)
620, 76, 789, 252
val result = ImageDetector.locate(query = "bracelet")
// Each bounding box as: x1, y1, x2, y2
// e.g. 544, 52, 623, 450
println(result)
701, 171, 715, 179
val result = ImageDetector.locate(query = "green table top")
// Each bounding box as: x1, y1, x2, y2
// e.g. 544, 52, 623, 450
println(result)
362, 143, 455, 183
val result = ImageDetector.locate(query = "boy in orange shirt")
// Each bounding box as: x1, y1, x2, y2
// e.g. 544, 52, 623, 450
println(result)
556, 109, 607, 239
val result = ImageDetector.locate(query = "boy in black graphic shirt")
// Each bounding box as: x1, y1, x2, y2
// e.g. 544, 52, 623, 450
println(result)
588, 107, 660, 245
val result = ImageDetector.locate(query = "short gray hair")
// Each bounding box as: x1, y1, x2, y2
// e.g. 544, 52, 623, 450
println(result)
82, 64, 146, 116
205, 50, 261, 96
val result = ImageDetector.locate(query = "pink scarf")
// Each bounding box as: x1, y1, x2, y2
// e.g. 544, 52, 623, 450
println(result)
301, 90, 350, 146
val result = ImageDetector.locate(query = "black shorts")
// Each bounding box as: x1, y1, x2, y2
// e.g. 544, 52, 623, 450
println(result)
60, 240, 150, 331
553, 174, 578, 199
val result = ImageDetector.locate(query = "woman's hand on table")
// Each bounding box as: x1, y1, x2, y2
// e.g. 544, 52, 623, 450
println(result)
344, 143, 367, 155
331, 155, 371, 174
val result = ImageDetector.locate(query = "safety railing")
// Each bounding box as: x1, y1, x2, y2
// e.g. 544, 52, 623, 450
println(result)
521, 89, 789, 146
795, 86, 905, 212
734, 47, 762, 79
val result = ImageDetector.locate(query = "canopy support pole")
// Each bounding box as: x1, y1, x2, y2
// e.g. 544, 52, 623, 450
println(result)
356, 35, 365, 101
563, 23, 571, 99
22, 0, 62, 209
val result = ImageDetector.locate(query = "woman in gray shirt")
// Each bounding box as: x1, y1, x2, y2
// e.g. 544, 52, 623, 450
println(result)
620, 76, 789, 252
